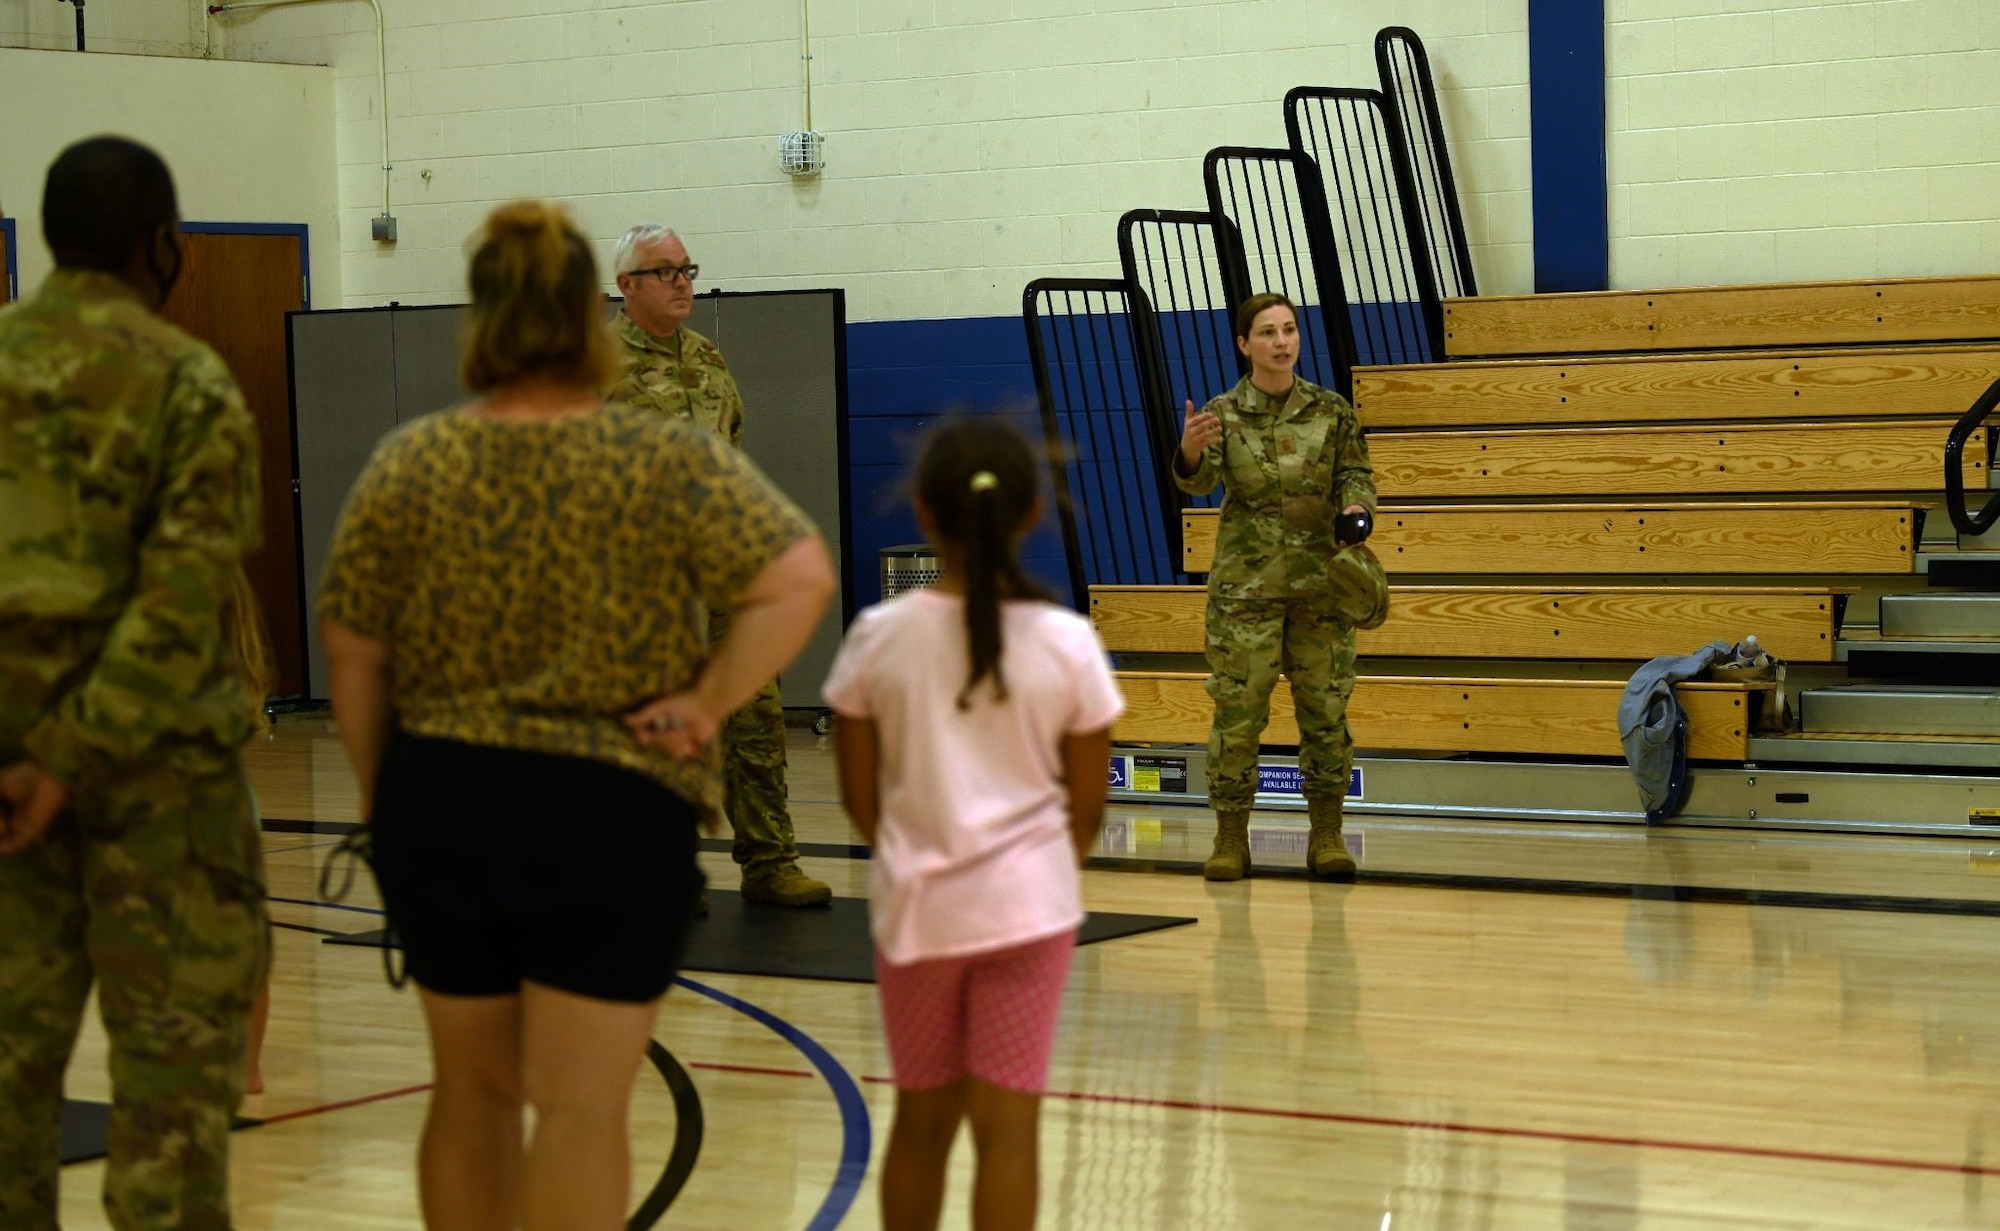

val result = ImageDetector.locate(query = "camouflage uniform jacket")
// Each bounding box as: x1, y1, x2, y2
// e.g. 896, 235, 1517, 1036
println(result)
0, 269, 263, 792
1173, 374, 1375, 601
609, 311, 745, 449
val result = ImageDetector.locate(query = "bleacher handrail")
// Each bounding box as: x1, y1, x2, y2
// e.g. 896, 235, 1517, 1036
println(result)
1283, 85, 1444, 365
1375, 26, 1477, 300
1945, 375, 2000, 535
1022, 277, 1184, 606
1114, 207, 1250, 518
1201, 145, 1358, 399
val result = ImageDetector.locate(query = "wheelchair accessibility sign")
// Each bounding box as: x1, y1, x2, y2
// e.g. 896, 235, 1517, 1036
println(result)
1108, 755, 1188, 794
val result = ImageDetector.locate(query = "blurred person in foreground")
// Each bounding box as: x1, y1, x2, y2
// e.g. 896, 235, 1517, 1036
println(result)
319, 200, 833, 1231
0, 135, 270, 1230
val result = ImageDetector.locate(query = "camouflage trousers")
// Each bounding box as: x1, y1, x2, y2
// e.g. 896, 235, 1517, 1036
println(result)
0, 763, 270, 1231
711, 609, 798, 878
1203, 595, 1357, 813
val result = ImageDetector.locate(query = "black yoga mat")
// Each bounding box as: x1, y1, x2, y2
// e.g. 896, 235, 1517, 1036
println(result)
325, 892, 1195, 984
61, 1099, 260, 1166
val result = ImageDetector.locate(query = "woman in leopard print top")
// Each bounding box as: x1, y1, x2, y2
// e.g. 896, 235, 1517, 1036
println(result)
318, 200, 833, 1231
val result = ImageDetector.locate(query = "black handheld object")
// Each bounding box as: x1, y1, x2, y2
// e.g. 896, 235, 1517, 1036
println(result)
1334, 510, 1372, 547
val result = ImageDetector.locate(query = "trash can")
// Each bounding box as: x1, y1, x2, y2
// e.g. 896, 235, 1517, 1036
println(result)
880, 543, 940, 598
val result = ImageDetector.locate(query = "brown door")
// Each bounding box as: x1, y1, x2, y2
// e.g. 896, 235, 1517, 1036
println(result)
162, 229, 308, 698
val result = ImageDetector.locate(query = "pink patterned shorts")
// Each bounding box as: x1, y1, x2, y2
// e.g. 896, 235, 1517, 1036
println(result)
874, 929, 1077, 1093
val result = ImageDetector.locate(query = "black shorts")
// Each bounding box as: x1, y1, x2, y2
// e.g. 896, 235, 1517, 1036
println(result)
369, 732, 704, 1003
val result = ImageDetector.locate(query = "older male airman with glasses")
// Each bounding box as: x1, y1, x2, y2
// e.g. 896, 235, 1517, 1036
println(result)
608, 225, 832, 910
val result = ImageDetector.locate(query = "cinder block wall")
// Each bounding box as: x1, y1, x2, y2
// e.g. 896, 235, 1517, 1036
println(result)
208, 0, 1534, 317
1609, 0, 2000, 287
15, 1, 1998, 604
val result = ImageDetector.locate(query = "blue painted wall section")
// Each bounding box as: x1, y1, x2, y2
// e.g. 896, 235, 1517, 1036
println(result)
1528, 0, 1609, 292
1, 218, 18, 302
840, 303, 1427, 613
844, 315, 1072, 611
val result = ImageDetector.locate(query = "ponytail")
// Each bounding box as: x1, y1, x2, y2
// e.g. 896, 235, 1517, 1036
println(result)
961, 471, 1008, 708
913, 419, 1053, 709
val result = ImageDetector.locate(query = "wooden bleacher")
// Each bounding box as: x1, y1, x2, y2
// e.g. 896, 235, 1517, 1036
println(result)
1369, 420, 1982, 498
1113, 673, 1764, 760
1180, 502, 1922, 575
1442, 274, 2000, 357
1091, 585, 1846, 662
1101, 274, 1993, 772
1354, 344, 2000, 428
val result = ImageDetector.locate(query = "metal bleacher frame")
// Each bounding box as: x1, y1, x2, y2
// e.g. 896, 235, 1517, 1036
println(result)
1022, 278, 1182, 607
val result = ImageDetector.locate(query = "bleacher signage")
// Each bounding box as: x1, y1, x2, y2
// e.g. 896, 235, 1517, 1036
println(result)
1256, 765, 1365, 799
1108, 755, 1190, 793
1259, 765, 1305, 795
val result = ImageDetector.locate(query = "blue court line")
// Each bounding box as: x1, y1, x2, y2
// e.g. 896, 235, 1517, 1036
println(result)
675, 976, 872, 1231
275, 891, 871, 1229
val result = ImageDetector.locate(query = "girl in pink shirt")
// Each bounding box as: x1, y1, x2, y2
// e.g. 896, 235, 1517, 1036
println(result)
824, 418, 1124, 1231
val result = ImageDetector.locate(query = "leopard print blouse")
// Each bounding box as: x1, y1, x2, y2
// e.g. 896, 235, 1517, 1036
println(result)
318, 402, 813, 820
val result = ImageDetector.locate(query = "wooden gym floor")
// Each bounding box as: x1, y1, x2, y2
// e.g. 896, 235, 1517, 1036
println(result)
49, 716, 2000, 1229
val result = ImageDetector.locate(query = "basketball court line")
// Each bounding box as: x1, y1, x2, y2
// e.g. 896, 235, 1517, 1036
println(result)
666, 1062, 2000, 1180
673, 976, 873, 1231
851, 1075, 2000, 1178
256, 1083, 433, 1128
691, 1060, 821, 1080
261, 892, 869, 1229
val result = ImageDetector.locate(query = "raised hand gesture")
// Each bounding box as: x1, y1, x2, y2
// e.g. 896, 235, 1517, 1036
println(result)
1179, 398, 1220, 467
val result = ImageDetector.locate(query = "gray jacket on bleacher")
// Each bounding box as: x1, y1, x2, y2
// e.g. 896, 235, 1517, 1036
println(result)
1618, 641, 1736, 824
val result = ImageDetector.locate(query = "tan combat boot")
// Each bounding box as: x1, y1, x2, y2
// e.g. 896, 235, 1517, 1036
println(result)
741, 862, 833, 907
1203, 811, 1253, 882
1306, 798, 1357, 880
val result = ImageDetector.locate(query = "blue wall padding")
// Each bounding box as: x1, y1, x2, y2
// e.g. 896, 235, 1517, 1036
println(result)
844, 316, 1070, 611
1528, 0, 1609, 292
842, 299, 1435, 615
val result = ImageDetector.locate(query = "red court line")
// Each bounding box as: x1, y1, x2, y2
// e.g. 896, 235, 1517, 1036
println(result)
690, 1061, 816, 1080
854, 1075, 1999, 1178
257, 1083, 433, 1127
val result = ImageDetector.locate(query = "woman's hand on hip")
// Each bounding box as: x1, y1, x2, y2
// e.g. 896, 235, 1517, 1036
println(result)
624, 693, 723, 761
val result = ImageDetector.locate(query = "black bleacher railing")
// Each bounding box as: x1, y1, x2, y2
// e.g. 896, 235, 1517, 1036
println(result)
1946, 376, 2000, 536
1023, 278, 1184, 606
1116, 208, 1249, 511
1376, 26, 1478, 300
1285, 86, 1443, 366
1203, 146, 1358, 400
1021, 25, 1479, 592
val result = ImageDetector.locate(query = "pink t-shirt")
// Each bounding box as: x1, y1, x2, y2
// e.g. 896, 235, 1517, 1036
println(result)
822, 590, 1126, 965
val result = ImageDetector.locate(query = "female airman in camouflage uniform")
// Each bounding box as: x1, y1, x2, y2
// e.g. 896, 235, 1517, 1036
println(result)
1173, 293, 1383, 882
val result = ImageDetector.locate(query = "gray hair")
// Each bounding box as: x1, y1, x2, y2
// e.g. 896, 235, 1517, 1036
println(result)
612, 224, 680, 275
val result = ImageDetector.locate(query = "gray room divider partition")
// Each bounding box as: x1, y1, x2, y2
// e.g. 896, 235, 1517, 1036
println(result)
289, 289, 849, 707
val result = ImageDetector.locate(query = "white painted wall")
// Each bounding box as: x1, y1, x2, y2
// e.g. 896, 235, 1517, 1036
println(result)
0, 48, 341, 306
0, 0, 207, 56
1610, 0, 2000, 288
39, 1, 1983, 315
212, 0, 1532, 318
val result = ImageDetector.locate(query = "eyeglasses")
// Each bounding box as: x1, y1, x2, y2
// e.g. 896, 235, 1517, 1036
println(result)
629, 263, 699, 284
